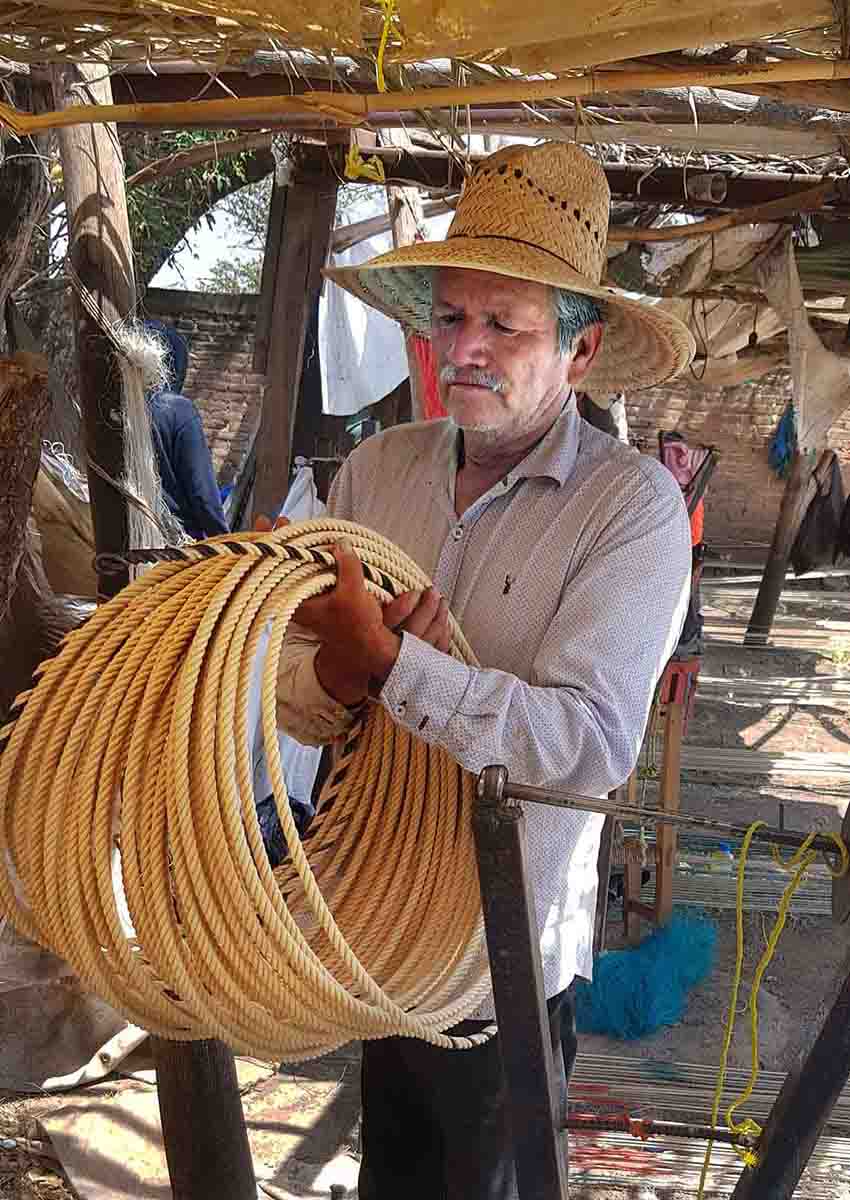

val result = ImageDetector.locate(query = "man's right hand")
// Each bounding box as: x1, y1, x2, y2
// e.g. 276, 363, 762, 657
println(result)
382, 587, 451, 654
254, 514, 290, 532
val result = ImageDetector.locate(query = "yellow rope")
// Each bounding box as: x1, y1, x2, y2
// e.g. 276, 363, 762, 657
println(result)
375, 0, 397, 93
0, 521, 493, 1059
697, 822, 848, 1196
344, 143, 386, 184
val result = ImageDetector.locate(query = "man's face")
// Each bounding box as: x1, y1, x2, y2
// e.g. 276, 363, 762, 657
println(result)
430, 268, 571, 438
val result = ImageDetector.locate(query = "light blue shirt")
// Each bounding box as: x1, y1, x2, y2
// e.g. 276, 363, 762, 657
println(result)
276, 398, 691, 1010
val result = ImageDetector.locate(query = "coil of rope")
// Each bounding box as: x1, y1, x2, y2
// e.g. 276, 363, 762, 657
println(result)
0, 520, 493, 1059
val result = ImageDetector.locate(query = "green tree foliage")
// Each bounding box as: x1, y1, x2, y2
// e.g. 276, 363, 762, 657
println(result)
197, 173, 272, 293
122, 129, 275, 286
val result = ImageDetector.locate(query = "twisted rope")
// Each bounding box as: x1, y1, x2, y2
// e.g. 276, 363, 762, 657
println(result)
0, 520, 492, 1059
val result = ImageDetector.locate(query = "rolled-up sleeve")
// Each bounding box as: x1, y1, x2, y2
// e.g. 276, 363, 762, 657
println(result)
378, 467, 691, 796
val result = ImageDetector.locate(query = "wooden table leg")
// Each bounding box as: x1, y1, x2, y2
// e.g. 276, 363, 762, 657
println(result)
655, 699, 684, 926
623, 846, 644, 945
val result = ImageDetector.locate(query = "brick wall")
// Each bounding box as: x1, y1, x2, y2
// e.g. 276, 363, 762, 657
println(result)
144, 289, 264, 488
627, 370, 795, 549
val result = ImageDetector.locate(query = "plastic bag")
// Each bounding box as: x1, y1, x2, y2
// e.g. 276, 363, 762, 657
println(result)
768, 402, 796, 479
790, 455, 845, 576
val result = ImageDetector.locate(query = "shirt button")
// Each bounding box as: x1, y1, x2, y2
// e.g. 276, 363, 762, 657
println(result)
452, 525, 464, 541
396, 701, 408, 716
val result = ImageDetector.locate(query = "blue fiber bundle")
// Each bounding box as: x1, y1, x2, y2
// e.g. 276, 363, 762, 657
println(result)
575, 911, 717, 1040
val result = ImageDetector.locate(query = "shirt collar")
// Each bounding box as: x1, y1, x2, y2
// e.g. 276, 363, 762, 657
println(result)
449, 391, 580, 489
512, 392, 580, 487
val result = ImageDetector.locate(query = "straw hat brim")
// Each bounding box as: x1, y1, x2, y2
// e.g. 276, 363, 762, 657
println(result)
324, 235, 696, 397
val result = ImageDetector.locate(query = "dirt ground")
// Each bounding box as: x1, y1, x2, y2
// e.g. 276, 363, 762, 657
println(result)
2, 580, 849, 1198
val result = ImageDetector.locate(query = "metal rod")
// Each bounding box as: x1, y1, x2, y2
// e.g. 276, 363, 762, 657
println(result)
479, 771, 843, 857
564, 1114, 756, 1147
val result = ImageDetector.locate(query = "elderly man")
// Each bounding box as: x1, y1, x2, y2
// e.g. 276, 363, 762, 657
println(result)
273, 142, 694, 1199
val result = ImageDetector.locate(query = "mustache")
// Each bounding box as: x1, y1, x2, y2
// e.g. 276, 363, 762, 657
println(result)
439, 365, 508, 395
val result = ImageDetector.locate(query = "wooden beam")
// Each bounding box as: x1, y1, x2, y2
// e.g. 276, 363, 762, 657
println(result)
253, 160, 338, 521
481, 119, 842, 161
729, 946, 850, 1200
10, 58, 850, 138
53, 63, 256, 1200
253, 166, 287, 374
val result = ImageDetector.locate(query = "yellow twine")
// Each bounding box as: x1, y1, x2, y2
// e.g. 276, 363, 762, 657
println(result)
697, 822, 848, 1196
375, 0, 396, 93
345, 143, 386, 183
0, 521, 492, 1060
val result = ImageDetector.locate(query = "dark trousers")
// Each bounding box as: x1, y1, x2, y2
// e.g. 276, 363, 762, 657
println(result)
359, 987, 576, 1200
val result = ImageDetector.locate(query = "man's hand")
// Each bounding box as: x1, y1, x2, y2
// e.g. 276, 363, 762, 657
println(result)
383, 587, 451, 654
295, 540, 401, 706
254, 514, 289, 532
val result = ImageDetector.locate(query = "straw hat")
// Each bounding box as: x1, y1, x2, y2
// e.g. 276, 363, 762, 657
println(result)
325, 142, 696, 396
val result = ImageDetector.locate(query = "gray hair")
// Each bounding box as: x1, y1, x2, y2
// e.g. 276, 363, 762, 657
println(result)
553, 289, 604, 357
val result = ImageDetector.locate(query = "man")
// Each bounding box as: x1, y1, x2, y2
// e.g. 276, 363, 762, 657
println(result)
143, 321, 229, 540
272, 142, 695, 1199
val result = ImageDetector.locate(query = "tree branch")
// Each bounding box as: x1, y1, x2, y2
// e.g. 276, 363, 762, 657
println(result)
126, 131, 274, 191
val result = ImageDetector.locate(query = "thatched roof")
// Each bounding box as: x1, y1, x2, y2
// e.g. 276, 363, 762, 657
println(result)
3, 0, 850, 384
0, 0, 843, 75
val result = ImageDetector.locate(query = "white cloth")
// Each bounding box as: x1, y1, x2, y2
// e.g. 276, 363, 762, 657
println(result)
319, 197, 453, 417
250, 466, 326, 806
319, 195, 409, 416
275, 401, 691, 1015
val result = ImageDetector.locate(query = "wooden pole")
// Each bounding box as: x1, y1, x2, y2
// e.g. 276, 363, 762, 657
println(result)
743, 451, 811, 646
654, 699, 684, 925
475, 767, 569, 1200
729, 947, 850, 1200
54, 63, 135, 596
54, 64, 255, 1200
151, 1037, 255, 1200
11, 57, 850, 137
253, 159, 338, 521
744, 448, 832, 647
253, 166, 287, 375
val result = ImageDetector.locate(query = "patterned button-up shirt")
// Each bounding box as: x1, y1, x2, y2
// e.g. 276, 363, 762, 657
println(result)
276, 398, 691, 1014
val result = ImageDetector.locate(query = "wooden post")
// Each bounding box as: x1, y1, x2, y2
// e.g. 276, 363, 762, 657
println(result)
152, 1037, 255, 1200
654, 699, 684, 925
729, 947, 850, 1200
253, 157, 338, 521
54, 64, 255, 1200
54, 63, 136, 595
593, 814, 615, 957
253, 166, 287, 375
474, 767, 569, 1200
744, 449, 828, 645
